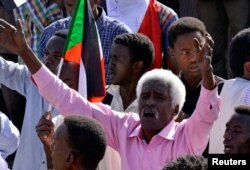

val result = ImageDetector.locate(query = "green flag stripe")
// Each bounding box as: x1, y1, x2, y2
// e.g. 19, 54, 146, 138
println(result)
63, 0, 85, 55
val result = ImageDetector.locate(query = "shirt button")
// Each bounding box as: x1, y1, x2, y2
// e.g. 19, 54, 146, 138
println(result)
42, 161, 45, 164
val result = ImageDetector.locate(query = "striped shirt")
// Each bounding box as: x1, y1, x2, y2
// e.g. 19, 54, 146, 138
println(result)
14, 0, 65, 55
242, 84, 250, 104
39, 17, 71, 58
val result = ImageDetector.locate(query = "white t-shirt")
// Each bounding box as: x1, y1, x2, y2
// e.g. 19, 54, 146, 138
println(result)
0, 112, 20, 158
0, 154, 8, 170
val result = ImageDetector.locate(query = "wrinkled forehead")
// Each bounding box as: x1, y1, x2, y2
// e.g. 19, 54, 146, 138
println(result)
141, 79, 169, 92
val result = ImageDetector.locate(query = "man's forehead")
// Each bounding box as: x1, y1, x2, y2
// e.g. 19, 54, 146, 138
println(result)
142, 79, 168, 91
229, 113, 250, 125
49, 35, 66, 43
143, 79, 166, 86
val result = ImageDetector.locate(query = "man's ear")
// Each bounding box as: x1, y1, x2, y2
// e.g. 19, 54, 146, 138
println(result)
172, 105, 180, 121
174, 105, 179, 116
133, 61, 144, 73
66, 152, 75, 167
168, 47, 175, 58
243, 61, 250, 79
167, 47, 180, 75
244, 61, 250, 72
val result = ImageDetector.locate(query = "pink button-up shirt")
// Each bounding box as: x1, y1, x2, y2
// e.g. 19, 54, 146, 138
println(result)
33, 66, 221, 170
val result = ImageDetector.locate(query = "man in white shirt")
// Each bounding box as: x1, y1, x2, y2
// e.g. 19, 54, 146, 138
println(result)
209, 28, 250, 153
0, 112, 20, 169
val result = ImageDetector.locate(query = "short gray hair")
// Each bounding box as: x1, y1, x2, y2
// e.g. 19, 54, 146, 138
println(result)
136, 69, 186, 112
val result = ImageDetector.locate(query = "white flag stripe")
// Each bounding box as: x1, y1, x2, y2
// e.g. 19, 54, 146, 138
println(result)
78, 59, 87, 98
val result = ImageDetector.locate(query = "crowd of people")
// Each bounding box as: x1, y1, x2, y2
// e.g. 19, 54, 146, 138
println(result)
0, 0, 249, 170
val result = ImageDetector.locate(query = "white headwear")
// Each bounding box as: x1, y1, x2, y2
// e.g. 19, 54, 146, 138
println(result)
106, 0, 150, 32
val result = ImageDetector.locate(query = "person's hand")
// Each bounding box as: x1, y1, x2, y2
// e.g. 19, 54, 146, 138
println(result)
0, 19, 43, 74
0, 19, 29, 56
193, 33, 216, 90
193, 33, 214, 73
35, 112, 54, 148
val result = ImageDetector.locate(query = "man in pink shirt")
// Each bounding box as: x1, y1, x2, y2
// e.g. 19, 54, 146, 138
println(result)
0, 19, 220, 170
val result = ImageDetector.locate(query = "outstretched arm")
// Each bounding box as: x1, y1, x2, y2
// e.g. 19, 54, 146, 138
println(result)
0, 19, 42, 74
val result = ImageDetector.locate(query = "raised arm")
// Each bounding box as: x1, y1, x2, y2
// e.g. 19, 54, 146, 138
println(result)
0, 19, 42, 74
183, 34, 220, 154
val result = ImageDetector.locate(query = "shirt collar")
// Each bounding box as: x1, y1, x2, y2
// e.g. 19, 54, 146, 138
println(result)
128, 124, 143, 139
107, 84, 120, 96
158, 120, 177, 140
128, 119, 177, 141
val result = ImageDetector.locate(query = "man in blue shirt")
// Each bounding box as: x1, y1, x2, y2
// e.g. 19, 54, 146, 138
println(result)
39, 0, 131, 84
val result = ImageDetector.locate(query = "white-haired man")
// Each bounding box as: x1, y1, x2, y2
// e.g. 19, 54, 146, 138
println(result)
0, 18, 220, 170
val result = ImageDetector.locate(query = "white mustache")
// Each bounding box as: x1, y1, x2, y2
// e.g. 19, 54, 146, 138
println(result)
142, 108, 159, 119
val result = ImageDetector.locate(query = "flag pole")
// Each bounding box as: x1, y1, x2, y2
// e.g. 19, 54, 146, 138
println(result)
47, 58, 64, 116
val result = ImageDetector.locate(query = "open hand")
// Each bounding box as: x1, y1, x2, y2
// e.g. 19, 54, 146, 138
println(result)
0, 19, 28, 56
193, 33, 214, 73
193, 33, 216, 90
